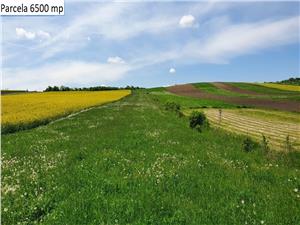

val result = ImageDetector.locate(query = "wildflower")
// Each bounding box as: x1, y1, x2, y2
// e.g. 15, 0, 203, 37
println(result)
294, 188, 298, 193
3, 208, 8, 212
241, 200, 245, 204
260, 220, 265, 224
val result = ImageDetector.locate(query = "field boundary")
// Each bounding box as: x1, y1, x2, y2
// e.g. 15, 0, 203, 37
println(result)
167, 84, 300, 112
1, 93, 132, 135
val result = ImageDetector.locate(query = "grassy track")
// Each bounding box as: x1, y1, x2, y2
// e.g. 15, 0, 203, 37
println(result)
2, 91, 300, 225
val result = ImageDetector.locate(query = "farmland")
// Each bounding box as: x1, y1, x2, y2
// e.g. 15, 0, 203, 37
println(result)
258, 83, 300, 92
154, 83, 300, 151
1, 90, 131, 133
2, 90, 300, 225
1, 82, 300, 225
185, 108, 300, 151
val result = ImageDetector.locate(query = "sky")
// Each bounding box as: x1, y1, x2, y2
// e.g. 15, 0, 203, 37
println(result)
1, 1, 300, 90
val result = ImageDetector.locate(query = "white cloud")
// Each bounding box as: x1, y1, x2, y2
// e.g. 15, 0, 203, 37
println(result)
179, 15, 196, 28
107, 56, 125, 64
37, 30, 51, 39
16, 27, 36, 40
15, 28, 50, 40
169, 68, 176, 74
3, 61, 131, 90
139, 16, 300, 66
185, 16, 300, 63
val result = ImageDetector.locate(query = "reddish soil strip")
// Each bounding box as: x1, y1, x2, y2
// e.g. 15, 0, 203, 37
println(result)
167, 84, 300, 112
212, 82, 264, 95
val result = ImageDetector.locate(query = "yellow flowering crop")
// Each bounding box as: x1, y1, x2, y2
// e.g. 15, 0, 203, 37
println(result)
258, 83, 300, 92
1, 90, 131, 130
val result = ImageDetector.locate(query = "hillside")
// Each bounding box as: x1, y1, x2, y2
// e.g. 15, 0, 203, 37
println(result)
2, 88, 300, 224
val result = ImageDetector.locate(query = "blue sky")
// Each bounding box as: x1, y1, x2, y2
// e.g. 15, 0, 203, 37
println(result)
1, 1, 299, 90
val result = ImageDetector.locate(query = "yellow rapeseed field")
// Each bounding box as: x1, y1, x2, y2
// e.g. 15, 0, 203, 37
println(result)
258, 83, 300, 92
1, 90, 131, 129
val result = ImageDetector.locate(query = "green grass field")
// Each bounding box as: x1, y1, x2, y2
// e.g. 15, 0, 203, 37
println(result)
149, 90, 239, 109
193, 83, 247, 97
192, 83, 300, 101
230, 83, 300, 101
2, 91, 300, 225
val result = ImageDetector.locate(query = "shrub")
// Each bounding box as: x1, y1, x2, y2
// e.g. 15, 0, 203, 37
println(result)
189, 111, 209, 132
243, 137, 256, 152
164, 102, 183, 117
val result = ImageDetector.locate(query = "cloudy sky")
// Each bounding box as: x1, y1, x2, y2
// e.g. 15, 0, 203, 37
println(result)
1, 1, 299, 90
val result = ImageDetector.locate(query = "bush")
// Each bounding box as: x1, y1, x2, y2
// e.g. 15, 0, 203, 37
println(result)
189, 111, 209, 132
164, 102, 183, 117
243, 137, 256, 152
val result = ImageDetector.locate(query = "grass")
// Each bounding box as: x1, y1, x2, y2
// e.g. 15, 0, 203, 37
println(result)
2, 91, 300, 225
231, 83, 299, 95
193, 83, 247, 97
230, 83, 300, 101
148, 90, 239, 109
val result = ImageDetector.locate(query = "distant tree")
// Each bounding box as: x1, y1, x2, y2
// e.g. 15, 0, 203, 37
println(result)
276, 77, 300, 85
44, 86, 53, 92
52, 86, 60, 91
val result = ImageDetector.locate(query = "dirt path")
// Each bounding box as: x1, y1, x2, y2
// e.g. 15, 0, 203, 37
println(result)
212, 82, 264, 95
167, 84, 300, 112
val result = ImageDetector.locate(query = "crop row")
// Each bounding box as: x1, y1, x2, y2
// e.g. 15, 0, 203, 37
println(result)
204, 109, 300, 151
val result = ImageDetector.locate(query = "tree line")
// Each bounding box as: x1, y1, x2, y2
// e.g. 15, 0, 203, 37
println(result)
274, 77, 300, 86
44, 85, 144, 92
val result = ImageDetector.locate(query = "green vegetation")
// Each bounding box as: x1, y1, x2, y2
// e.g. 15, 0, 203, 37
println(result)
242, 137, 257, 152
230, 83, 300, 101
275, 77, 300, 86
1, 90, 29, 95
44, 85, 143, 92
231, 82, 298, 95
149, 90, 238, 109
193, 83, 246, 97
192, 82, 300, 101
164, 102, 183, 117
189, 111, 209, 132
2, 91, 300, 225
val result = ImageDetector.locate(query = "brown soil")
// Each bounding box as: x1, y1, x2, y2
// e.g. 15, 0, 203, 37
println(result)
167, 84, 300, 112
212, 82, 264, 95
